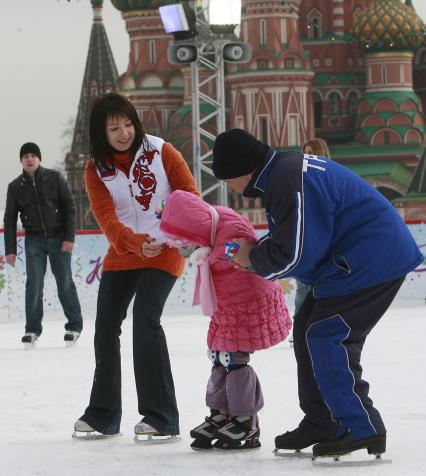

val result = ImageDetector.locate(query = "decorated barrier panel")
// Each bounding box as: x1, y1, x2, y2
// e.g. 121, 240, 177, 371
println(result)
0, 225, 425, 322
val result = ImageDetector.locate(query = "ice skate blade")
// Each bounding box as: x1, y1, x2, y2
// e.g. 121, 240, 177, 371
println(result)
72, 431, 122, 441
24, 343, 36, 350
213, 439, 261, 451
66, 341, 77, 348
190, 445, 213, 451
273, 448, 312, 458
134, 434, 181, 445
213, 445, 261, 451
312, 454, 392, 467
190, 437, 214, 451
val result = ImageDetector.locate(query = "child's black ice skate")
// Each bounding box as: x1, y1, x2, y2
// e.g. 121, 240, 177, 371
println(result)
312, 431, 391, 467
213, 415, 261, 450
190, 410, 228, 451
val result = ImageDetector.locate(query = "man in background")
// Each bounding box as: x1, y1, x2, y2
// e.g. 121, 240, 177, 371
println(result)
3, 142, 83, 348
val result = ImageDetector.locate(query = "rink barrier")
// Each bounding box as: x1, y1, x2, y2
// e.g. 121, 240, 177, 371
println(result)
0, 224, 425, 322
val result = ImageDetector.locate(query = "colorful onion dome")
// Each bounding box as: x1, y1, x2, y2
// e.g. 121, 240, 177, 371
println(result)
111, 0, 169, 11
91, 0, 104, 6
352, 0, 425, 51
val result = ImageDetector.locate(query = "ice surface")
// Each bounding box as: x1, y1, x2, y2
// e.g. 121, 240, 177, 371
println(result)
0, 301, 425, 476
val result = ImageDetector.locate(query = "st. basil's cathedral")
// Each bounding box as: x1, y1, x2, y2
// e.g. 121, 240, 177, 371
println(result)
65, 0, 426, 229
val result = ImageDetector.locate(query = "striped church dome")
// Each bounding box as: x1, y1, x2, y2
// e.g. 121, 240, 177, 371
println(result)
352, 0, 425, 51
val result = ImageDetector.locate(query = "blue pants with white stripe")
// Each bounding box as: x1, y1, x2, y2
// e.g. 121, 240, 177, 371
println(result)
293, 277, 404, 439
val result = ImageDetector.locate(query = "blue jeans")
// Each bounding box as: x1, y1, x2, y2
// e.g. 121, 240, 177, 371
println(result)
24, 235, 83, 336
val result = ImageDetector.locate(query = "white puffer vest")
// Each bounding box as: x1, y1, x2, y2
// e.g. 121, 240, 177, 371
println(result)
96, 135, 171, 243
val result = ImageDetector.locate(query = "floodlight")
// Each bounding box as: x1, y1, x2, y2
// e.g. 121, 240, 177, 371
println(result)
159, 3, 197, 40
208, 0, 242, 34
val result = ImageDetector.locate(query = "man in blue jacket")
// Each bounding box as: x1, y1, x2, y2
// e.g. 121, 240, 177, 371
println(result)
212, 129, 423, 458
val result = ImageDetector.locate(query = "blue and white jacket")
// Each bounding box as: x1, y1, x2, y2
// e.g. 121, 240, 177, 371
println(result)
246, 150, 424, 298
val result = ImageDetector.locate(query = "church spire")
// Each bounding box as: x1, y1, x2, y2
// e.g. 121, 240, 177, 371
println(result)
65, 0, 119, 229
70, 0, 119, 158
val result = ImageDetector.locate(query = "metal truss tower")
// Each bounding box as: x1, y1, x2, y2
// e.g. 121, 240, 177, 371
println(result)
190, 1, 228, 205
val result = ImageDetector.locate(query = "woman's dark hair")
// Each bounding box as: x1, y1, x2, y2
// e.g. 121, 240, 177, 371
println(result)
89, 93, 150, 169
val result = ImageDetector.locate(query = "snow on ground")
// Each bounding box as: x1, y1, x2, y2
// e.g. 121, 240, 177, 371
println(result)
0, 301, 425, 476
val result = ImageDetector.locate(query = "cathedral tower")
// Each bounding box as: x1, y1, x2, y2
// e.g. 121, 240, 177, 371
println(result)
226, 0, 315, 148
353, 0, 425, 148
111, 0, 184, 137
65, 0, 119, 229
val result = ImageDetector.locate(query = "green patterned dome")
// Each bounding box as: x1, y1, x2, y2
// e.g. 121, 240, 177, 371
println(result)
111, 0, 170, 11
91, 0, 104, 6
352, 0, 425, 51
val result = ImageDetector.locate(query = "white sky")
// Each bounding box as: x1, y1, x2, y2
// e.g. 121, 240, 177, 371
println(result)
1, 0, 426, 212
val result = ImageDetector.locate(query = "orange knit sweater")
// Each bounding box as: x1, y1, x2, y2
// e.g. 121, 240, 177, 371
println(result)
84, 142, 198, 277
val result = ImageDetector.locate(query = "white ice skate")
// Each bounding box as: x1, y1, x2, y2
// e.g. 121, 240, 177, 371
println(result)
72, 419, 121, 440
134, 421, 180, 445
64, 331, 80, 348
21, 333, 38, 350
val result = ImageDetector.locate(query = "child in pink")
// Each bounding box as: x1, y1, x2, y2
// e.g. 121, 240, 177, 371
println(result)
160, 190, 292, 450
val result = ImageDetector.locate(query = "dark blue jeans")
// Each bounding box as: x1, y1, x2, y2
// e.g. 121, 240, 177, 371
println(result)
80, 268, 179, 436
24, 235, 83, 336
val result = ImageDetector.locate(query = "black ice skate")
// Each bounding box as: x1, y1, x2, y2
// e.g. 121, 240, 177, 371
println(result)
134, 421, 180, 445
64, 331, 80, 348
72, 419, 121, 440
312, 431, 391, 467
213, 415, 261, 450
274, 423, 337, 458
21, 333, 38, 350
190, 410, 229, 450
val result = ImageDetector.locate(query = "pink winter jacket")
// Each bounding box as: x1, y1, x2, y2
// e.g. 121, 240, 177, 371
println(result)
160, 190, 292, 352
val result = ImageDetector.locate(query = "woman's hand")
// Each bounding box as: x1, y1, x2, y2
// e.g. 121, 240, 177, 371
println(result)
141, 236, 166, 258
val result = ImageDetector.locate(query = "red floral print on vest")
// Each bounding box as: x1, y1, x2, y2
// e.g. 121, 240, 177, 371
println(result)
133, 149, 159, 210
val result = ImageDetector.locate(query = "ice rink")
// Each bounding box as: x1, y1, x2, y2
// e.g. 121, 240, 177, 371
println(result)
0, 301, 425, 476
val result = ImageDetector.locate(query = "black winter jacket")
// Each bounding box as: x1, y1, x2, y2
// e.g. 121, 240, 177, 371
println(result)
3, 166, 76, 255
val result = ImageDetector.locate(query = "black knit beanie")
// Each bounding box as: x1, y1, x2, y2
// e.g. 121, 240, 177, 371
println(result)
212, 129, 269, 179
20, 142, 41, 161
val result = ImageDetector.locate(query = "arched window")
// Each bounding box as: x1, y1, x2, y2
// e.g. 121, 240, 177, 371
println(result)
313, 92, 322, 129
328, 93, 341, 115
348, 92, 359, 115
260, 19, 267, 45
310, 17, 321, 39
381, 65, 388, 84
280, 18, 287, 44
285, 57, 295, 69
257, 58, 269, 69
149, 40, 156, 64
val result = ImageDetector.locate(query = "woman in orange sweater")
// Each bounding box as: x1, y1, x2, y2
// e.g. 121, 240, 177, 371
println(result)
73, 93, 198, 441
